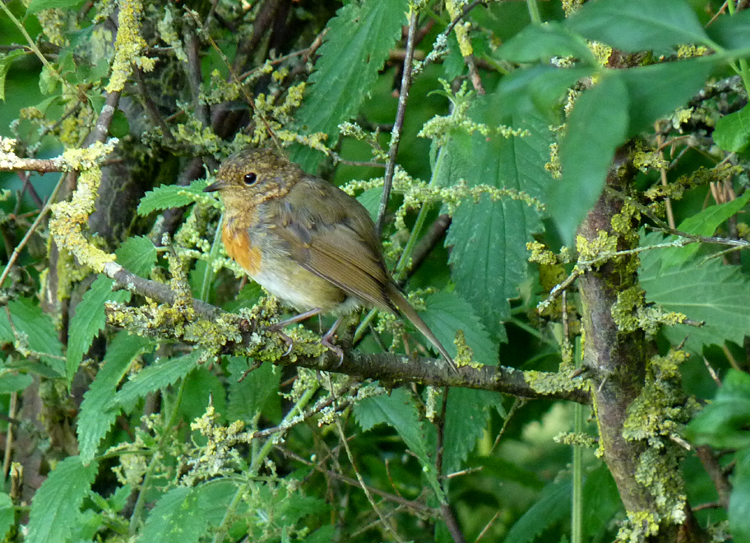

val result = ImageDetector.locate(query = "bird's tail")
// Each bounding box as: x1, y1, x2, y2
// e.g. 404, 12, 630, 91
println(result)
385, 283, 458, 373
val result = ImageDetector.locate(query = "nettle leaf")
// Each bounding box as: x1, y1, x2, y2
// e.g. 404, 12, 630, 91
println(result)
112, 350, 200, 413
446, 110, 551, 340
291, 0, 408, 172
659, 192, 750, 268
640, 233, 750, 352
139, 487, 209, 543
420, 290, 498, 365
442, 388, 504, 475
547, 74, 628, 245
66, 236, 157, 379
714, 103, 750, 153
497, 22, 596, 65
0, 51, 25, 102
26, 0, 83, 14
0, 372, 32, 394
353, 388, 442, 499
566, 0, 710, 53
137, 179, 212, 216
226, 358, 279, 424
25, 456, 99, 543
706, 9, 750, 50
731, 449, 750, 542
686, 370, 750, 449
0, 298, 65, 376
504, 480, 572, 543
619, 59, 716, 136
0, 493, 12, 540
78, 332, 151, 464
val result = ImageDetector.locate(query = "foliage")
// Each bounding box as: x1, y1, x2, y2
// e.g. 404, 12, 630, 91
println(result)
0, 0, 750, 542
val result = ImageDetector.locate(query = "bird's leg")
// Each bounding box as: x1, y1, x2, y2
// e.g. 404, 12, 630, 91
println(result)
321, 316, 345, 365
266, 308, 324, 356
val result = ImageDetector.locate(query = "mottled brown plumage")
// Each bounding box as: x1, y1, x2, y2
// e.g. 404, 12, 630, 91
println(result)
204, 148, 455, 368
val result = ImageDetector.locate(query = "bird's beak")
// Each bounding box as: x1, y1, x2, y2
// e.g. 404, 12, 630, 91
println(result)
203, 180, 225, 193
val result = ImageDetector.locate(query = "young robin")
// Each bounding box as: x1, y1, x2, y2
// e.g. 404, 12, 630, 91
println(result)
203, 147, 456, 370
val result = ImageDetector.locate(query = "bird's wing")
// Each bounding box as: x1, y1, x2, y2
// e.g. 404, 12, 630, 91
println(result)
263, 178, 395, 312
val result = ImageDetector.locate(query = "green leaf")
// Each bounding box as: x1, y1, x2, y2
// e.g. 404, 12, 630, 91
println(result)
291, 0, 408, 172
25, 456, 99, 543
420, 290, 498, 365
640, 234, 750, 351
582, 464, 622, 541
731, 449, 750, 542
714, 103, 750, 153
548, 74, 628, 245
619, 59, 716, 137
0, 298, 65, 377
566, 0, 710, 53
66, 236, 156, 379
302, 525, 337, 543
137, 179, 211, 216
353, 388, 442, 499
504, 480, 572, 543
446, 111, 551, 339
0, 493, 13, 540
113, 350, 200, 413
0, 372, 32, 394
139, 487, 209, 543
658, 192, 750, 268
442, 388, 504, 474
356, 186, 383, 222
78, 332, 151, 464
686, 370, 750, 449
0, 51, 25, 102
705, 9, 750, 50
226, 358, 279, 423
26, 0, 83, 14
66, 277, 130, 379
497, 22, 596, 65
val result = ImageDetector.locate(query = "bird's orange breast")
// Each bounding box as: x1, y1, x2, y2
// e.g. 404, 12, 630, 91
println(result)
222, 224, 261, 276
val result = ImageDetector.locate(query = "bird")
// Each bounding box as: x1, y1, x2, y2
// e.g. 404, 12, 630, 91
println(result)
203, 147, 456, 371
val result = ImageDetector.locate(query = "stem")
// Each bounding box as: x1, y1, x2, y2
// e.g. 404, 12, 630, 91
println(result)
211, 384, 318, 543
571, 339, 583, 543
199, 214, 224, 302
129, 378, 187, 535
526, 0, 542, 24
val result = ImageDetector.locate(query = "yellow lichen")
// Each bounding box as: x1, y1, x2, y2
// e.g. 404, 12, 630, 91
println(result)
106, 0, 156, 93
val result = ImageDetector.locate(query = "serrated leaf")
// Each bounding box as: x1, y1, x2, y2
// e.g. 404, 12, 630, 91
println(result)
619, 59, 716, 136
731, 449, 750, 542
582, 464, 622, 541
0, 372, 32, 394
640, 233, 750, 352
353, 388, 442, 499
25, 456, 99, 543
291, 0, 408, 172
0, 51, 25, 102
442, 388, 503, 474
78, 332, 151, 464
714, 103, 750, 153
356, 186, 382, 222
446, 111, 551, 339
113, 350, 200, 413
66, 236, 155, 379
497, 22, 596, 65
0, 298, 65, 376
226, 358, 279, 423
139, 487, 209, 543
420, 290, 498, 365
116, 235, 158, 276
26, 0, 83, 14
566, 0, 709, 53
686, 370, 750, 449
504, 480, 572, 543
548, 74, 628, 245
0, 493, 13, 540
137, 179, 211, 216
659, 192, 750, 268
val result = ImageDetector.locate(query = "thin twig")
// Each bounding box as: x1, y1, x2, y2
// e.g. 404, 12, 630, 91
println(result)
376, 8, 419, 236
0, 173, 66, 289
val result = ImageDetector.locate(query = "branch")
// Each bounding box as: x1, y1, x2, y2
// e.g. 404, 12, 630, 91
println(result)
99, 261, 589, 404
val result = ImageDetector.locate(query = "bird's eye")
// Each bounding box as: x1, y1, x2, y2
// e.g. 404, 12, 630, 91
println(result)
243, 173, 258, 186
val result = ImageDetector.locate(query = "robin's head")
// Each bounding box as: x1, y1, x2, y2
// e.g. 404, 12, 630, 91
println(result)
204, 148, 303, 209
